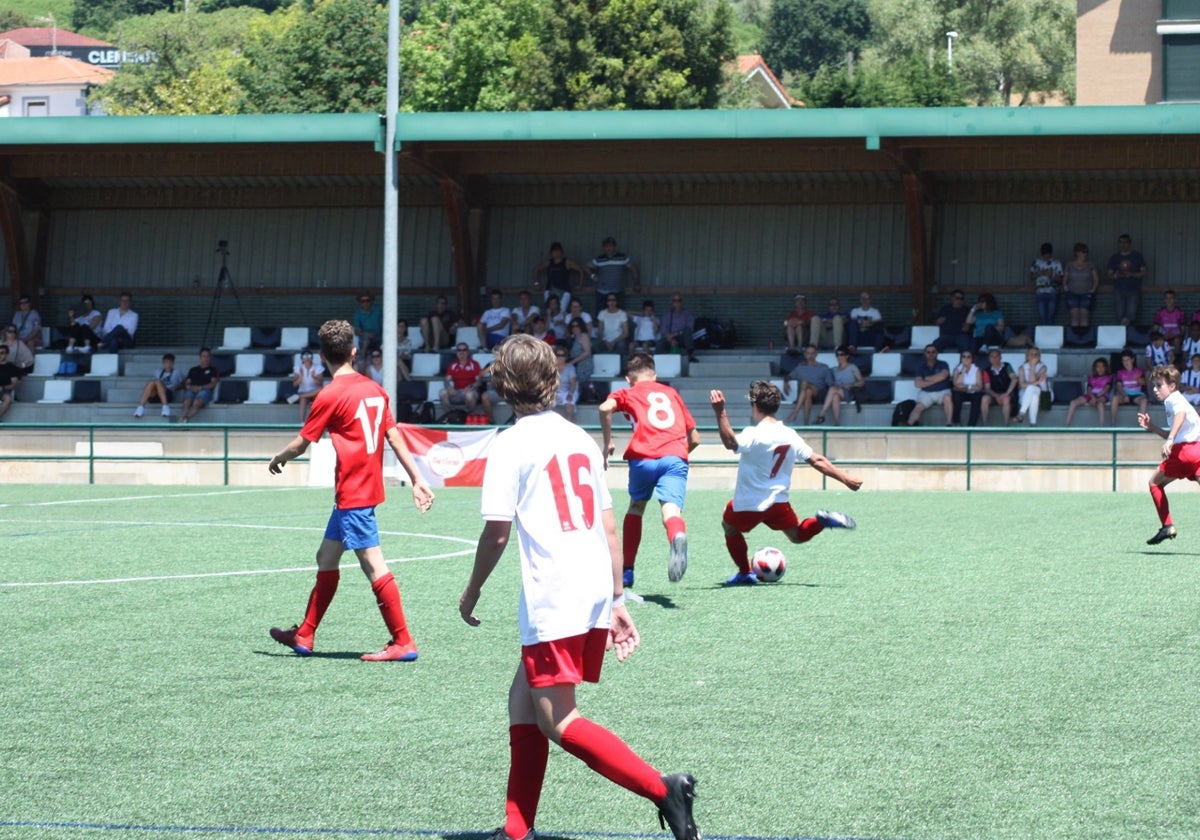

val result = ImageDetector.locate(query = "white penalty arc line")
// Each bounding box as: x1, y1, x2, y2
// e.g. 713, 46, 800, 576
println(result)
0, 523, 476, 588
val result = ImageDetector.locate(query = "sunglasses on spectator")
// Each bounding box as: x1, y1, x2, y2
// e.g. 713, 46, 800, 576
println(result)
457, 347, 470, 352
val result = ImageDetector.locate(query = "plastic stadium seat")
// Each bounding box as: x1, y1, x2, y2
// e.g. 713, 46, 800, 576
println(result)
251, 327, 281, 349
217, 327, 251, 351
1053, 380, 1084, 405
244, 379, 280, 405
455, 326, 481, 350
471, 352, 495, 368
410, 353, 442, 378
263, 354, 294, 376
426, 380, 443, 402
892, 379, 920, 404
37, 380, 73, 403
769, 378, 797, 405
85, 354, 119, 377
883, 325, 911, 349
233, 353, 264, 378
910, 325, 940, 348
216, 380, 249, 404
32, 353, 61, 377
1034, 325, 1064, 350
654, 354, 682, 378
71, 380, 102, 403
210, 355, 236, 378
1096, 325, 1126, 350
870, 354, 901, 378
1064, 326, 1097, 348
592, 354, 621, 379
279, 327, 310, 350
861, 379, 893, 403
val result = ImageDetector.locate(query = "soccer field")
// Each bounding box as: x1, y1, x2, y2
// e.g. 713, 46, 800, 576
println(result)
2, 485, 1198, 840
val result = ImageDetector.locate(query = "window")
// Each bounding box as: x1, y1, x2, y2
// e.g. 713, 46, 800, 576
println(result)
1164, 34, 1200, 101
23, 99, 48, 117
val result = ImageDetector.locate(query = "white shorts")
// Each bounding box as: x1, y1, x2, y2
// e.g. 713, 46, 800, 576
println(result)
916, 389, 949, 408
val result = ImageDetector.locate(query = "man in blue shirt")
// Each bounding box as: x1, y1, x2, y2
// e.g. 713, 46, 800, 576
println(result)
907, 345, 953, 426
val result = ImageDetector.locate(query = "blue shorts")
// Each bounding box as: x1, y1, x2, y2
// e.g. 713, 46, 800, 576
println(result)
323, 506, 380, 550
185, 388, 213, 406
1065, 292, 1094, 311
627, 456, 689, 508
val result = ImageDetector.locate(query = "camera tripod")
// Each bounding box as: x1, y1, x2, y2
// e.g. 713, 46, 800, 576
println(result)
200, 241, 247, 349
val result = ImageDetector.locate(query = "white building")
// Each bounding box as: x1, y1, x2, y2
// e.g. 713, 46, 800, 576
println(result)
0, 54, 113, 116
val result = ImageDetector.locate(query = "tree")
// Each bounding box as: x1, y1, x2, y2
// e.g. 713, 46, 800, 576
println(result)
761, 0, 870, 78
0, 10, 33, 31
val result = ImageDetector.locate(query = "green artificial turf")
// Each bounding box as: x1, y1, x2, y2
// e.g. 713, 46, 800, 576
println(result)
2, 485, 1198, 840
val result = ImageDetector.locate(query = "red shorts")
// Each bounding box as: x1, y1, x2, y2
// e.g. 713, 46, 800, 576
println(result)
1160, 440, 1200, 480
722, 499, 800, 533
521, 627, 609, 688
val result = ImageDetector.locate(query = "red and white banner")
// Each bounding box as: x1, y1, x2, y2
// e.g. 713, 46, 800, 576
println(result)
395, 424, 497, 487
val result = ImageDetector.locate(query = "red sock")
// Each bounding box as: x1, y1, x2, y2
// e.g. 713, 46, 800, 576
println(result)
297, 569, 339, 639
725, 531, 750, 574
795, 517, 824, 543
504, 724, 548, 839
1150, 484, 1172, 526
665, 516, 686, 543
371, 572, 413, 646
622, 513, 643, 572
559, 717, 667, 803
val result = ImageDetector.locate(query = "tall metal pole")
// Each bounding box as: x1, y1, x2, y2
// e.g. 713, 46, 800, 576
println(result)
382, 0, 400, 415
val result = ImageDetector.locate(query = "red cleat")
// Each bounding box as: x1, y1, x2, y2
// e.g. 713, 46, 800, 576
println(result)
269, 625, 314, 656
360, 641, 419, 662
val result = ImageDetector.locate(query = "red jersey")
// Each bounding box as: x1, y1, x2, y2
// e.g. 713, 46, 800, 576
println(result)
611, 379, 695, 461
300, 373, 396, 509
447, 359, 482, 390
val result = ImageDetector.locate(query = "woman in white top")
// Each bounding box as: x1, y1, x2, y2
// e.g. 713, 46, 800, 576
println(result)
1139, 364, 1200, 545
951, 349, 985, 426
1015, 346, 1049, 425
64, 295, 103, 353
291, 352, 325, 420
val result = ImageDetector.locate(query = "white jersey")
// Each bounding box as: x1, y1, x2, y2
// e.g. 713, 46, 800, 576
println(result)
1164, 390, 1200, 444
731, 417, 814, 512
481, 410, 615, 645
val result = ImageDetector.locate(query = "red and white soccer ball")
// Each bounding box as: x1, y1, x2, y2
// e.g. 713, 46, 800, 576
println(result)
752, 546, 786, 582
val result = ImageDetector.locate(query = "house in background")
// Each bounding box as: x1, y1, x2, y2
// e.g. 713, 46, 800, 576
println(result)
733, 54, 803, 109
0, 26, 125, 70
1077, 0, 1200, 104
0, 55, 113, 116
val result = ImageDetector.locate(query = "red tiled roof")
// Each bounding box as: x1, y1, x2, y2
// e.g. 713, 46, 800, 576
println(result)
0, 27, 113, 48
0, 38, 32, 59
0, 55, 114, 86
733, 54, 803, 107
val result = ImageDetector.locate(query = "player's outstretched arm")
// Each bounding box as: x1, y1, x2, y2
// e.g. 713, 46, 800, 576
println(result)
269, 435, 310, 474
806, 452, 863, 492
709, 390, 739, 451
460, 519, 510, 626
384, 426, 435, 512
597, 397, 618, 467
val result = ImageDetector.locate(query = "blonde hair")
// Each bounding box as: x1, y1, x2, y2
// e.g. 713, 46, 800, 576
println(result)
492, 334, 558, 415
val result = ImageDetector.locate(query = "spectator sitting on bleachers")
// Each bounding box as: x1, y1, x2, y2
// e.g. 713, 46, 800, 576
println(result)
631, 300, 659, 354
933, 289, 971, 352
440, 342, 483, 415
907, 344, 953, 427
553, 346, 578, 421
784, 294, 817, 354
657, 293, 696, 362
1154, 290, 1187, 356
2, 325, 33, 371
179, 348, 220, 424
596, 294, 629, 357
64, 294, 102, 353
291, 351, 325, 421
567, 317, 593, 397
814, 345, 863, 426
951, 349, 985, 426
1111, 349, 1149, 426
477, 288, 512, 350
1015, 346, 1049, 426
11, 294, 42, 352
815, 296, 846, 349
966, 292, 1030, 352
566, 297, 593, 335
352, 294, 382, 369
0, 344, 22, 421
981, 348, 1018, 426
99, 292, 138, 353
420, 294, 461, 351
1182, 321, 1200, 362
1181, 354, 1200, 406
396, 319, 414, 382
784, 344, 833, 426
1065, 357, 1114, 427
367, 349, 386, 387
133, 352, 185, 418
529, 314, 556, 346
1145, 330, 1171, 372
847, 291, 885, 352
510, 290, 540, 335
546, 295, 569, 341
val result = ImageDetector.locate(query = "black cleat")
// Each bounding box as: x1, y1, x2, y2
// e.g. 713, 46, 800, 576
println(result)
1147, 525, 1177, 546
657, 773, 700, 840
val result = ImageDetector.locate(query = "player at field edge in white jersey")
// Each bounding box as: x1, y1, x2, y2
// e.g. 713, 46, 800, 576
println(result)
266, 319, 435, 662
459, 334, 701, 840
598, 352, 700, 588
710, 380, 863, 585
1139, 364, 1200, 546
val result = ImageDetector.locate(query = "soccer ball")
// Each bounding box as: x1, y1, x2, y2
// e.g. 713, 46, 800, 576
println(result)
752, 546, 786, 582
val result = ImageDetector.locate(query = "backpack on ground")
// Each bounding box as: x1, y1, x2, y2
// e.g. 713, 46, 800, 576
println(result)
891, 399, 916, 427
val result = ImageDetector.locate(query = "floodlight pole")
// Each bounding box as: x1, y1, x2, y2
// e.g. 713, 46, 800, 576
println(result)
946, 31, 958, 70
383, 0, 400, 415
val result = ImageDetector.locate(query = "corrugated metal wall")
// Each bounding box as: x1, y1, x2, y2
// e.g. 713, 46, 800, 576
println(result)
45, 206, 454, 290
485, 203, 911, 292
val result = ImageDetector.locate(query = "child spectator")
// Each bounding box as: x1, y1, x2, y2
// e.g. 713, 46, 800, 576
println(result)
1183, 321, 1200, 362
1015, 346, 1049, 426
599, 352, 700, 587
1111, 349, 1149, 425
1064, 357, 1113, 427
133, 353, 185, 418
709, 381, 861, 585
459, 334, 700, 840
269, 319, 434, 661
1139, 365, 1200, 545
1145, 331, 1170, 371
1181, 354, 1200, 406
1154, 290, 1187, 354
631, 300, 660, 354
